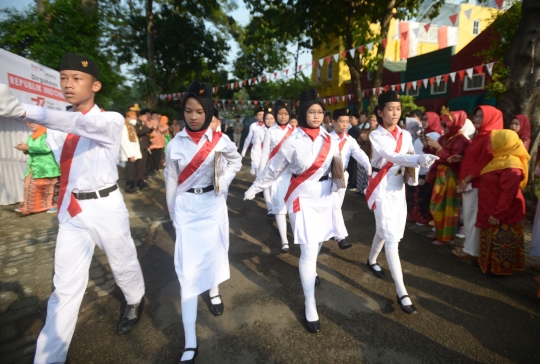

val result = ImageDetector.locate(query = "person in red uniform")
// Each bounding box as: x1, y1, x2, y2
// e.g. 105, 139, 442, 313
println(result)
508, 114, 531, 151
476, 129, 530, 276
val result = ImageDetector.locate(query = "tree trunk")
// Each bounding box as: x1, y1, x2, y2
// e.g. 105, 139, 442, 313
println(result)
370, 0, 396, 110
146, 0, 156, 108
497, 0, 540, 199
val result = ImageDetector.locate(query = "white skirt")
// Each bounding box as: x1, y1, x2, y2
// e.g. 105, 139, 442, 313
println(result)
288, 179, 335, 245
173, 191, 230, 299
269, 169, 292, 215
373, 175, 407, 243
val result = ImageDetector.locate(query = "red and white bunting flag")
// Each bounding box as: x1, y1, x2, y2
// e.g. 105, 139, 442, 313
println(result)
248, 79, 252, 86
457, 70, 465, 81
319, 59, 324, 67
464, 9, 472, 20
285, 69, 289, 75
298, 65, 302, 72
348, 94, 352, 101
227, 100, 232, 104
311, 61, 316, 69
341, 51, 347, 59
379, 87, 384, 94
349, 48, 356, 58
424, 23, 431, 32
416, 80, 422, 89
263, 75, 267, 82
234, 100, 238, 105
435, 75, 442, 86
227, 84, 230, 90
449, 13, 458, 26
407, 82, 412, 90
325, 56, 332, 65
372, 88, 376, 96
342, 95, 346, 102
323, 98, 327, 104
423, 79, 429, 88
333, 54, 339, 63
465, 68, 474, 79
365, 89, 370, 97
235, 82, 239, 88
243, 80, 247, 86
367, 42, 374, 51
247, 100, 252, 105
358, 45, 364, 54
391, 85, 396, 91
258, 76, 262, 83
443, 74, 449, 83
212, 87, 215, 93
167, 94, 172, 101
382, 38, 388, 48
400, 83, 405, 91
274, 72, 278, 79
486, 62, 495, 76
222, 99, 226, 104
475, 65, 484, 76
449, 72, 456, 82
495, 0, 503, 9
254, 100, 258, 105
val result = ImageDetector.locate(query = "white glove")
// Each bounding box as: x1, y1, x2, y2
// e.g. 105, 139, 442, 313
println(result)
418, 154, 439, 168
0, 84, 26, 118
250, 167, 258, 176
218, 177, 228, 196
244, 186, 257, 200
241, 151, 246, 158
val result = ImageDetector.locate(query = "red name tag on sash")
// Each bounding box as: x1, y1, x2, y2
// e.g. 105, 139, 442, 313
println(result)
178, 132, 222, 185
57, 133, 82, 218
268, 126, 294, 163
365, 132, 403, 210
284, 135, 331, 212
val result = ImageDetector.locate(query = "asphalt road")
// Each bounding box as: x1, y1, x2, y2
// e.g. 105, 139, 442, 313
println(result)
63, 161, 540, 364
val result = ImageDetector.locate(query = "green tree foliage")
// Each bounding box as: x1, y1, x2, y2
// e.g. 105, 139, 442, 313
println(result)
0, 0, 124, 108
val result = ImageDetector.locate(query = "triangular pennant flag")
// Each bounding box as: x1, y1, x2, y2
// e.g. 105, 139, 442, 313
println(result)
234, 100, 238, 105
372, 88, 377, 96
323, 98, 327, 105
358, 45, 364, 54
400, 83, 405, 91
486, 62, 495, 76
312, 61, 316, 69
382, 38, 388, 48
416, 80, 422, 89
333, 54, 339, 63
274, 72, 278, 79
325, 56, 332, 65
258, 76, 262, 83
319, 58, 324, 67
391, 85, 396, 91
407, 82, 412, 90
252, 78, 257, 84
247, 100, 252, 105
380, 87, 385, 94
365, 89, 370, 97
424, 23, 431, 32
458, 70, 465, 81
227, 84, 230, 90
349, 48, 356, 58
341, 51, 347, 59
412, 28, 420, 37
435, 75, 442, 86
253, 100, 258, 105
449, 14, 458, 26
243, 80, 247, 86
298, 65, 302, 72
396, 84, 401, 92
475, 65, 484, 76
234, 82, 238, 88
466, 68, 474, 79
285, 69, 289, 75
263, 75, 267, 82
212, 87, 215, 93
402, 31, 408, 40
464, 9, 472, 20
222, 99, 226, 104
348, 94, 352, 101
423, 78, 429, 88
342, 95, 345, 102
495, 0, 503, 9
367, 42, 374, 51
248, 79, 252, 86
449, 72, 456, 82
227, 100, 232, 104
443, 74, 449, 83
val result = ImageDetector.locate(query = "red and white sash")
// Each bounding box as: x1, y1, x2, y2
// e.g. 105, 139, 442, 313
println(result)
284, 134, 333, 213
338, 137, 347, 152
267, 126, 294, 164
176, 131, 223, 193
365, 132, 403, 210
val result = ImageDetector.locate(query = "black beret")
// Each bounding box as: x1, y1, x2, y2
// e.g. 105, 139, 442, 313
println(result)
274, 100, 290, 113
60, 53, 100, 80
378, 90, 401, 108
332, 108, 350, 120
185, 80, 212, 99
235, 114, 241, 118
299, 89, 320, 104
351, 111, 360, 119
255, 106, 264, 114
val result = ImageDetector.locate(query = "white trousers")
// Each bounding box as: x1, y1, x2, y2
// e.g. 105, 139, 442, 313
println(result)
332, 187, 348, 240
34, 189, 145, 364
462, 188, 480, 257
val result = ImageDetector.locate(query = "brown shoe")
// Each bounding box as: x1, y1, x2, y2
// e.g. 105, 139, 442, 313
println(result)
452, 248, 476, 260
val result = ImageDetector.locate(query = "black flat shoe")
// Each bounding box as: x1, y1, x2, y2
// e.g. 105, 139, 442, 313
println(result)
210, 295, 224, 316
397, 295, 417, 315
267, 212, 274, 217
315, 275, 321, 286
338, 239, 352, 250
117, 297, 144, 334
367, 259, 386, 278
281, 244, 289, 253
305, 317, 321, 333
180, 346, 199, 363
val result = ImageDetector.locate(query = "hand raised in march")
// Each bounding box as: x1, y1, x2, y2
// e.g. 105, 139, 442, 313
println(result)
0, 84, 26, 118
418, 154, 439, 168
250, 167, 258, 176
244, 187, 257, 201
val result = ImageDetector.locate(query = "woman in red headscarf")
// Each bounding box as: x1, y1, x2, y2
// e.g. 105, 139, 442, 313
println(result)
425, 110, 470, 245
508, 114, 531, 151
452, 106, 503, 259
406, 112, 443, 225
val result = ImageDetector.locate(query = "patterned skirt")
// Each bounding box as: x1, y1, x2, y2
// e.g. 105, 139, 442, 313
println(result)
20, 171, 59, 215
478, 221, 525, 275
356, 164, 369, 194
430, 165, 460, 242
406, 176, 433, 224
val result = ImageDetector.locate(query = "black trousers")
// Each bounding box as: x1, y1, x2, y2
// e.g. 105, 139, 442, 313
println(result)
146, 150, 155, 176
136, 148, 148, 183
125, 160, 137, 188
150, 148, 164, 172
347, 160, 358, 188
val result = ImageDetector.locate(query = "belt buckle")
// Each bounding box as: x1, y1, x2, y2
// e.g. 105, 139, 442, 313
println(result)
194, 187, 203, 195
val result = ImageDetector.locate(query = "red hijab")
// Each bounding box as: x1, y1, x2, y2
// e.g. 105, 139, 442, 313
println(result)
514, 114, 531, 151
476, 105, 503, 136
424, 112, 444, 135
440, 110, 467, 142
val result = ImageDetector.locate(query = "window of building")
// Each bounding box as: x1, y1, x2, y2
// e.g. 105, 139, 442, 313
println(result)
464, 73, 485, 91
431, 80, 447, 95
327, 61, 333, 80
418, 24, 439, 43
406, 85, 419, 97
473, 20, 480, 35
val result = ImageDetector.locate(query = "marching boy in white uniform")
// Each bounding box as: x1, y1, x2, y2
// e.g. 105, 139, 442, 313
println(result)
365, 91, 438, 315
245, 89, 342, 334
329, 108, 372, 249
241, 105, 265, 158
257, 100, 296, 252
164, 81, 241, 363
0, 53, 145, 363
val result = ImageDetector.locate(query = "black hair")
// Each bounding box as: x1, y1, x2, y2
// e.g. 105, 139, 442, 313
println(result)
360, 111, 369, 118
150, 110, 161, 115
140, 108, 151, 115
409, 109, 423, 119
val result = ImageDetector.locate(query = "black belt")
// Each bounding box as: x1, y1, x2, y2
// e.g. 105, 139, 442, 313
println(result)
292, 174, 330, 182
372, 167, 401, 175
186, 185, 214, 194
72, 184, 118, 200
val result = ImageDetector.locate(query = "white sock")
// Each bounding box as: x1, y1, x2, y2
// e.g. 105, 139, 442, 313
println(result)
275, 214, 288, 246
209, 285, 221, 305
368, 234, 385, 271
263, 188, 272, 212
181, 295, 198, 361
299, 244, 320, 321
385, 241, 412, 306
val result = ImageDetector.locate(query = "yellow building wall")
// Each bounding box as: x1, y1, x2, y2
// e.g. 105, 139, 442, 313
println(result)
455, 3, 501, 53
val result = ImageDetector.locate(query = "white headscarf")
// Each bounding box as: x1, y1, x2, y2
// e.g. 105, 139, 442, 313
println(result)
460, 118, 476, 140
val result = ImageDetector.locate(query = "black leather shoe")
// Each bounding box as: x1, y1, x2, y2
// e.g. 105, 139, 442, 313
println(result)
338, 239, 352, 250
117, 297, 144, 334
367, 259, 386, 278
210, 295, 224, 316
180, 346, 199, 363
281, 244, 289, 253
267, 212, 274, 217
315, 275, 321, 286
305, 317, 321, 333
397, 295, 417, 315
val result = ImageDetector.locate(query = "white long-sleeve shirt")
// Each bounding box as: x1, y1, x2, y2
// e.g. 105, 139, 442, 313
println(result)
241, 121, 265, 156
250, 126, 269, 172
23, 103, 123, 192
329, 131, 371, 174
370, 125, 419, 176
259, 123, 296, 170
